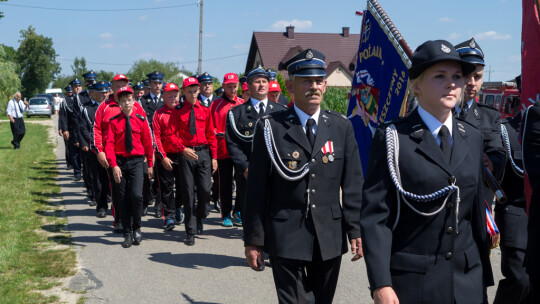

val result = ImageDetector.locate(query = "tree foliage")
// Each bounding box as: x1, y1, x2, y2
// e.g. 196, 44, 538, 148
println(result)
127, 59, 184, 85
0, 45, 21, 116
0, 0, 7, 20
70, 56, 87, 80
16, 26, 60, 97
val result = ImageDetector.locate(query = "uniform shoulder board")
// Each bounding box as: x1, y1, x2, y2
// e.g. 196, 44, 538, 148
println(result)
324, 109, 348, 120
110, 113, 121, 121
380, 116, 407, 128
455, 116, 476, 128
476, 102, 498, 112
136, 113, 146, 121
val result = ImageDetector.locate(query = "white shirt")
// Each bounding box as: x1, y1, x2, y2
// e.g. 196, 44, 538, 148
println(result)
6, 99, 27, 118
150, 92, 160, 102
417, 105, 453, 147
201, 94, 213, 105
293, 104, 320, 135
454, 99, 474, 116
250, 97, 268, 114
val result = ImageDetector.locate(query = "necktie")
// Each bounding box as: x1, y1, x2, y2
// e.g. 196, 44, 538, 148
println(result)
258, 102, 265, 118
439, 125, 451, 163
306, 118, 316, 148
18, 101, 24, 116
189, 105, 196, 136
125, 115, 133, 153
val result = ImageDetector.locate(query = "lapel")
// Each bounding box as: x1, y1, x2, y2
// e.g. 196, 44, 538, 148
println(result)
312, 111, 332, 157
450, 119, 470, 171
464, 102, 481, 127
283, 107, 312, 153
245, 99, 258, 121
409, 109, 452, 175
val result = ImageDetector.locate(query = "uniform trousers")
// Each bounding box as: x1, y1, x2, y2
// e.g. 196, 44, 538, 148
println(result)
63, 138, 72, 167
67, 140, 81, 177
116, 156, 145, 235
10, 117, 26, 148
493, 246, 531, 303
142, 162, 154, 206
178, 148, 211, 235
157, 153, 182, 221
211, 171, 219, 202
107, 167, 121, 223
233, 163, 246, 218
269, 237, 342, 304
81, 150, 93, 198
87, 151, 109, 212
217, 158, 236, 218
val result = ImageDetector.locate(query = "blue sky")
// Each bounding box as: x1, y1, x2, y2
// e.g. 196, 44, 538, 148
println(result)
0, 0, 522, 83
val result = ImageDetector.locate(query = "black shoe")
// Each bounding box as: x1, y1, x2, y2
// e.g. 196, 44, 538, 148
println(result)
184, 234, 195, 246
213, 200, 221, 212
96, 208, 107, 218
197, 217, 203, 235
153, 208, 161, 218
66, 165, 73, 170
122, 233, 133, 248
165, 218, 175, 231
113, 222, 123, 234
133, 229, 142, 245
89, 200, 97, 207
74, 175, 82, 181
142, 207, 148, 217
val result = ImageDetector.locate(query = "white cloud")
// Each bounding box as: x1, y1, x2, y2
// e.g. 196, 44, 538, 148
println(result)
475, 31, 511, 40
271, 19, 313, 31
139, 15, 148, 20
119, 43, 130, 48
99, 33, 113, 39
438, 17, 454, 23
100, 43, 114, 48
447, 32, 462, 40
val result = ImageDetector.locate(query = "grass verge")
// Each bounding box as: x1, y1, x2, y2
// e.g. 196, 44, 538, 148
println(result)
0, 122, 76, 303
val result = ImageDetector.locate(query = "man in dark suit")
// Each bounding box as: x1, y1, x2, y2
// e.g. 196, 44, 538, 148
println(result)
226, 66, 287, 226
80, 70, 98, 205
140, 70, 165, 217
197, 72, 217, 108
267, 68, 290, 106
59, 78, 84, 181
522, 101, 540, 303
493, 114, 531, 303
243, 49, 364, 303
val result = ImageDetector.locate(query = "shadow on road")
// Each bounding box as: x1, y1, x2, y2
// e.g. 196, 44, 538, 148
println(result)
181, 293, 220, 304
148, 252, 247, 269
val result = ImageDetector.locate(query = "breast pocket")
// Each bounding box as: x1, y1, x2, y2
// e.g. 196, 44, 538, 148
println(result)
321, 149, 343, 179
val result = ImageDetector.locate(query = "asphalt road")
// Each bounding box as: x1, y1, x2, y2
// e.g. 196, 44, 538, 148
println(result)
51, 117, 503, 304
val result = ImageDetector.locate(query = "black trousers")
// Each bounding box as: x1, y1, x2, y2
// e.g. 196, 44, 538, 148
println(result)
530, 276, 540, 304
211, 171, 219, 202
81, 150, 93, 197
107, 167, 120, 223
116, 156, 145, 235
10, 118, 25, 148
87, 151, 109, 211
157, 153, 182, 221
67, 140, 81, 177
217, 158, 235, 218
233, 163, 246, 218
64, 138, 72, 167
178, 149, 211, 235
269, 238, 342, 304
494, 246, 531, 304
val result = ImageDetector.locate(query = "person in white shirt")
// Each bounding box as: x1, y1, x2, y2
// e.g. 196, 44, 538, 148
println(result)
53, 93, 62, 116
6, 92, 29, 149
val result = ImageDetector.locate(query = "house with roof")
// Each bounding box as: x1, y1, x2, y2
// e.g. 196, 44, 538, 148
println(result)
245, 26, 360, 87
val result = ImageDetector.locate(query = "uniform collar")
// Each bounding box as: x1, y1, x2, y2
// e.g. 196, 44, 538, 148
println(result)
293, 104, 320, 128
150, 92, 160, 100
417, 105, 453, 140
250, 97, 268, 109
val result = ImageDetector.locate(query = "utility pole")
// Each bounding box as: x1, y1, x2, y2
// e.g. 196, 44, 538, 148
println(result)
486, 65, 494, 82
198, 0, 203, 75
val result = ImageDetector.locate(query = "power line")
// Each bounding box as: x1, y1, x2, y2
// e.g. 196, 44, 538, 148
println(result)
57, 53, 248, 67
0, 2, 198, 12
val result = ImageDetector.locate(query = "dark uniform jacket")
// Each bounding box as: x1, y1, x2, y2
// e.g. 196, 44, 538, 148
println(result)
78, 101, 100, 153
459, 101, 506, 181
225, 99, 287, 172
243, 106, 363, 262
277, 94, 289, 106
522, 102, 540, 277
59, 95, 81, 143
140, 93, 165, 130
496, 115, 527, 250
197, 93, 218, 108
360, 109, 493, 304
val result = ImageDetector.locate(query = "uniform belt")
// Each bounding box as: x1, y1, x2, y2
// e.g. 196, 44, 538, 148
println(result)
186, 144, 209, 151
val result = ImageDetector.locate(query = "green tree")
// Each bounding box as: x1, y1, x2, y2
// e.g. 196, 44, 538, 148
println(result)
0, 0, 7, 20
51, 74, 72, 91
0, 45, 21, 114
16, 26, 61, 98
127, 59, 183, 85
71, 56, 87, 80
96, 70, 115, 82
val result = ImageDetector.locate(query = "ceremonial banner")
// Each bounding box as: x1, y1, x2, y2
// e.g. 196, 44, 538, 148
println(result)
347, 0, 412, 174
521, 0, 540, 212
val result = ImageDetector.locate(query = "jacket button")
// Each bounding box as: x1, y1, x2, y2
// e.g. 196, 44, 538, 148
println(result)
311, 158, 316, 163
311, 189, 316, 194
445, 252, 453, 260
446, 202, 454, 208
446, 227, 454, 234
311, 173, 316, 179
504, 207, 509, 212
312, 204, 317, 210
449, 176, 456, 184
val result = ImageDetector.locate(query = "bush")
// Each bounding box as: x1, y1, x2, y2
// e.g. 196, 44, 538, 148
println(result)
322, 87, 349, 115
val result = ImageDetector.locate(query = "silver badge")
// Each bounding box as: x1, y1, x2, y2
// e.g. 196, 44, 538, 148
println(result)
469, 39, 476, 49
306, 50, 314, 60
328, 154, 334, 162
441, 44, 451, 53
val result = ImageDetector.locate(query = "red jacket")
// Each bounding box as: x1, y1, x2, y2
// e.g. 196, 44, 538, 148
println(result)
93, 97, 145, 153
209, 95, 243, 159
153, 106, 181, 160
174, 100, 217, 158
105, 111, 154, 168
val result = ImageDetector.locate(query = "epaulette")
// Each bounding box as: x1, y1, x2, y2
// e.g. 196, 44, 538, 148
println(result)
136, 113, 146, 121
110, 113, 121, 121
380, 116, 407, 129
324, 109, 348, 120
455, 116, 477, 128
477, 102, 498, 112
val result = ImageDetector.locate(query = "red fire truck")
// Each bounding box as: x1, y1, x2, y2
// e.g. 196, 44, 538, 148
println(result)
478, 81, 520, 119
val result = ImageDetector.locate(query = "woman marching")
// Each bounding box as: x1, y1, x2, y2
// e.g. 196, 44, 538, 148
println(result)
360, 40, 494, 304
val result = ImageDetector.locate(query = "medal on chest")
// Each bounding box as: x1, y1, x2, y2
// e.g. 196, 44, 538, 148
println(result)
321, 141, 334, 163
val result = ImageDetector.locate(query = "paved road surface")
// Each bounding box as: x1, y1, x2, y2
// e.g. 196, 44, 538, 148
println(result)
50, 117, 502, 304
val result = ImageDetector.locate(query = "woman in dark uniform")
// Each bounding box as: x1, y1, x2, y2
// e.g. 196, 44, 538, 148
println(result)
360, 40, 494, 304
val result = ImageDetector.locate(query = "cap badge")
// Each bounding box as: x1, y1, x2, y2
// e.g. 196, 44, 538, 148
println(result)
306, 50, 314, 60
469, 39, 476, 49
441, 44, 451, 53
228, 75, 234, 79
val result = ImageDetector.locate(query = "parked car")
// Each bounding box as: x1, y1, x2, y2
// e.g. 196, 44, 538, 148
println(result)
27, 97, 53, 118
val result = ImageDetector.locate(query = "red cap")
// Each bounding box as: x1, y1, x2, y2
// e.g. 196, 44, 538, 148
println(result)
268, 81, 282, 92
182, 77, 200, 88
116, 86, 133, 98
163, 82, 180, 92
222, 73, 239, 85
112, 74, 129, 82
242, 82, 249, 92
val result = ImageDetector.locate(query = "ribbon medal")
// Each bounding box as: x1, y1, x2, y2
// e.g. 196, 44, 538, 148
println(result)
321, 141, 334, 163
